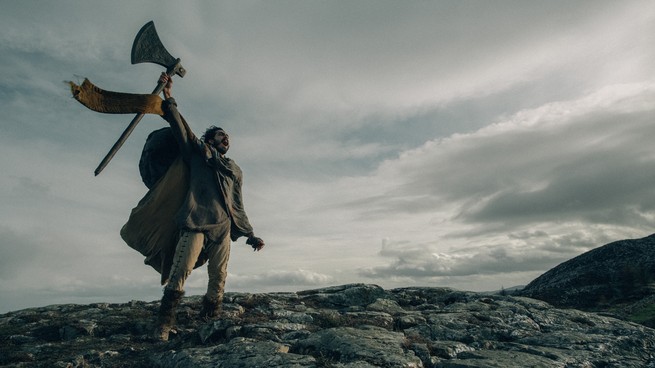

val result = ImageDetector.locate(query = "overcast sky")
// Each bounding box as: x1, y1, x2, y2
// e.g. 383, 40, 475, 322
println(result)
2, 1, 655, 313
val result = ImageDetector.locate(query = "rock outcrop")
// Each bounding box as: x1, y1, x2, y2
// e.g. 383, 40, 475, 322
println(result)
518, 233, 655, 325
2, 284, 655, 367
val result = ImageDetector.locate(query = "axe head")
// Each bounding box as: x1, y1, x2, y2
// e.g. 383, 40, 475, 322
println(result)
131, 21, 186, 77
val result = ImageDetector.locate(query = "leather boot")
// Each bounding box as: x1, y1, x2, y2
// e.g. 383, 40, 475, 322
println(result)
199, 295, 222, 321
155, 289, 184, 341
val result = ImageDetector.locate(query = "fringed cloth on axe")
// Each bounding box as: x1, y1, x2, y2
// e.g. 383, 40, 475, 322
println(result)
69, 78, 196, 285
69, 78, 165, 115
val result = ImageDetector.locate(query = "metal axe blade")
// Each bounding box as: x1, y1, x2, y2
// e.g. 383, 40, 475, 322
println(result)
131, 21, 186, 77
94, 21, 186, 176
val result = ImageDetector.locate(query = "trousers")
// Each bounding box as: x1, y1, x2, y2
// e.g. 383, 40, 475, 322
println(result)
165, 230, 231, 300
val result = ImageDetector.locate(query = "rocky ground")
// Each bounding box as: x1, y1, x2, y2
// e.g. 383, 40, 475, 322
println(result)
2, 284, 655, 367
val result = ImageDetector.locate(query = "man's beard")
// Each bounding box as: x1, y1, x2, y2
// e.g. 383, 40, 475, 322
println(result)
216, 143, 229, 154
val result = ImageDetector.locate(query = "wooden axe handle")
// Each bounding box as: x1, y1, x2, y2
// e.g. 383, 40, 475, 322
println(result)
93, 67, 177, 176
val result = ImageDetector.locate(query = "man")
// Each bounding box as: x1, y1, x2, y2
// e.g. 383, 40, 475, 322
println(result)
155, 72, 265, 341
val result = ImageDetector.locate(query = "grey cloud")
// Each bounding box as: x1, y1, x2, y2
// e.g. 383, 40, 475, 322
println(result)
466, 154, 655, 227
348, 89, 655, 235
538, 232, 615, 255
461, 117, 655, 228
0, 227, 40, 278
9, 176, 50, 198
174, 1, 647, 135
359, 230, 605, 280
228, 269, 334, 290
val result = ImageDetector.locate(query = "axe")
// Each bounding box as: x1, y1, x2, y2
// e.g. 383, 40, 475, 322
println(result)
94, 21, 186, 176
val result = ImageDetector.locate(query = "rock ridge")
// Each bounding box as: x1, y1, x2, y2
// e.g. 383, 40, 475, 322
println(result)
518, 233, 655, 326
2, 284, 655, 367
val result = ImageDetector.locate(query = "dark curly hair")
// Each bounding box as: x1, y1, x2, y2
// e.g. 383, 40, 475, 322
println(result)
201, 126, 225, 143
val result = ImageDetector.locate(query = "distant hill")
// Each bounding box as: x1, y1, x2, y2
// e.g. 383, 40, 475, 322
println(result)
518, 233, 655, 326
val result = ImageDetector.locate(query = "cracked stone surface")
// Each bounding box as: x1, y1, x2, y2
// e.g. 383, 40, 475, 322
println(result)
2, 284, 655, 367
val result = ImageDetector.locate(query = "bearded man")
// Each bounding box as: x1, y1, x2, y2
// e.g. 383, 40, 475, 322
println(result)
151, 73, 265, 340
69, 71, 265, 341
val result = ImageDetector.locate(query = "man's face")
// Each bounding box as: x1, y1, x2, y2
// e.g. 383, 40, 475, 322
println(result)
212, 130, 230, 154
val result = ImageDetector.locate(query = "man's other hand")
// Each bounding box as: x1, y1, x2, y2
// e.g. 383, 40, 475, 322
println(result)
247, 236, 265, 252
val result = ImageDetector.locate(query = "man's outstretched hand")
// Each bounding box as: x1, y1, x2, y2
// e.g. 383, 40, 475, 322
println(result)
247, 235, 265, 252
